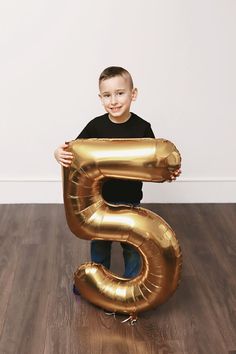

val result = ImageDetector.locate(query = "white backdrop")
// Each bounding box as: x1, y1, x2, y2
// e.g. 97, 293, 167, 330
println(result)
1, 0, 235, 203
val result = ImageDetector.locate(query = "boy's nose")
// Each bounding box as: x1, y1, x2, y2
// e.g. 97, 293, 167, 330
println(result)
110, 94, 118, 104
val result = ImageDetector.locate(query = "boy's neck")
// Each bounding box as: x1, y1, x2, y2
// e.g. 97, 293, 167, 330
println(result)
108, 112, 132, 124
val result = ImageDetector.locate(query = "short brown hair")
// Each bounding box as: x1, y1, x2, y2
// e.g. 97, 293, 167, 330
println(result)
99, 66, 134, 89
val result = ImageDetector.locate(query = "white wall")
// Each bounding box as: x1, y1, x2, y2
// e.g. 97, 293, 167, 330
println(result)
1, 0, 236, 203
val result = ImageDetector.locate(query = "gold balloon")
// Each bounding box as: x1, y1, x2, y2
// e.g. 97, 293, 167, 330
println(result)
62, 138, 182, 320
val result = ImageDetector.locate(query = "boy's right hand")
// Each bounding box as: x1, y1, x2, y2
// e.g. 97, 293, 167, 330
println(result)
54, 143, 74, 167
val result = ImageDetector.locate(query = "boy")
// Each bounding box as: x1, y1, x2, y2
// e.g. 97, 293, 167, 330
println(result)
54, 66, 180, 292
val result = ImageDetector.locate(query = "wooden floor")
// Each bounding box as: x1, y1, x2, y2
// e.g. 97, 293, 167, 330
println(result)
0, 204, 235, 354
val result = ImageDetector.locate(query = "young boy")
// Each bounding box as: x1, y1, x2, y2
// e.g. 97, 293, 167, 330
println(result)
54, 66, 180, 292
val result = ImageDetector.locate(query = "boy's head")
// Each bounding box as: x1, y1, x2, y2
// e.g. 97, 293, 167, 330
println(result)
98, 66, 137, 121
99, 66, 134, 89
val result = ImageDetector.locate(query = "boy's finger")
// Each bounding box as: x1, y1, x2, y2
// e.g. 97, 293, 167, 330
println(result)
62, 151, 73, 155
62, 157, 73, 161
60, 161, 70, 167
60, 157, 72, 162
61, 157, 73, 162
61, 163, 71, 167
61, 157, 73, 161
62, 153, 73, 157
60, 158, 72, 165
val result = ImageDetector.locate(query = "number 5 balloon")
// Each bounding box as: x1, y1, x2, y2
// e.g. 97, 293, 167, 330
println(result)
62, 138, 182, 322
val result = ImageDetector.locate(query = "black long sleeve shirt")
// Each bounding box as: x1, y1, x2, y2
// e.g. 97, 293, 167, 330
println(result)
76, 112, 155, 203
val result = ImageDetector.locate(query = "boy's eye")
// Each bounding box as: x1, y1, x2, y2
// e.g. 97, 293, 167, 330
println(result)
101, 91, 126, 100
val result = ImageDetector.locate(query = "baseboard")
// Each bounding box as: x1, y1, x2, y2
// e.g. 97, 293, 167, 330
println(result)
0, 178, 235, 203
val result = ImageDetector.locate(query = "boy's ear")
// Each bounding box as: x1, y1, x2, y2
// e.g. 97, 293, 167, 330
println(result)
132, 88, 138, 101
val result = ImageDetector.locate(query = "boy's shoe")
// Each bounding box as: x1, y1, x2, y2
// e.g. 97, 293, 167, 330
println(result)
73, 284, 80, 296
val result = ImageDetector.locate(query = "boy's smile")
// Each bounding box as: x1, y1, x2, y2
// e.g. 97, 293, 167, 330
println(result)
99, 75, 137, 123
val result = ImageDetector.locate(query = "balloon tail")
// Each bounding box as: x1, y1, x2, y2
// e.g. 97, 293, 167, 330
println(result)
121, 313, 138, 325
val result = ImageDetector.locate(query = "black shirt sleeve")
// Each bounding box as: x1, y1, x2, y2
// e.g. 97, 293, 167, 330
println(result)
75, 124, 91, 139
144, 123, 155, 138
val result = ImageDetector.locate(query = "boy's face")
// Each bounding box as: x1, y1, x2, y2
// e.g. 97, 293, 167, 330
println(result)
99, 75, 137, 121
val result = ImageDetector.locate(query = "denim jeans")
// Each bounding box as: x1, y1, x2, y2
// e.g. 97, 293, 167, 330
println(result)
91, 201, 141, 278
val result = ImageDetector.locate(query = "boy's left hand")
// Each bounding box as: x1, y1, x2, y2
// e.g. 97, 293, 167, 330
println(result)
167, 169, 181, 182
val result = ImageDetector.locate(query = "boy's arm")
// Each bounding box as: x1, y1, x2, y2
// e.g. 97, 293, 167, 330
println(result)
54, 143, 73, 167
144, 123, 155, 138
144, 123, 181, 181
54, 122, 92, 167
75, 121, 93, 139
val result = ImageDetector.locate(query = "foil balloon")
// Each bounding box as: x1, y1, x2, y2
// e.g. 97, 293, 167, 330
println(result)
62, 138, 182, 322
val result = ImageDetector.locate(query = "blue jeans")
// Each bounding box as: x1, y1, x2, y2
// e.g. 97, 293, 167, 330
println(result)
91, 201, 141, 278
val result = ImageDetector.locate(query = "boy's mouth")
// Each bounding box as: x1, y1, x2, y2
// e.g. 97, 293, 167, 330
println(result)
110, 107, 121, 112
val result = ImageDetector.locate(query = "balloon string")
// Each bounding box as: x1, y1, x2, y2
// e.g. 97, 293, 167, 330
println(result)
104, 311, 138, 325
104, 311, 116, 318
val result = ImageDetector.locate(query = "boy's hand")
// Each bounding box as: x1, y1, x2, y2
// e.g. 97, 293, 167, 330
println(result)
167, 168, 181, 182
54, 143, 74, 167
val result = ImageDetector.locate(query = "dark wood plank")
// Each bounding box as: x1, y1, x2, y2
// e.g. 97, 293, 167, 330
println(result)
0, 204, 235, 354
